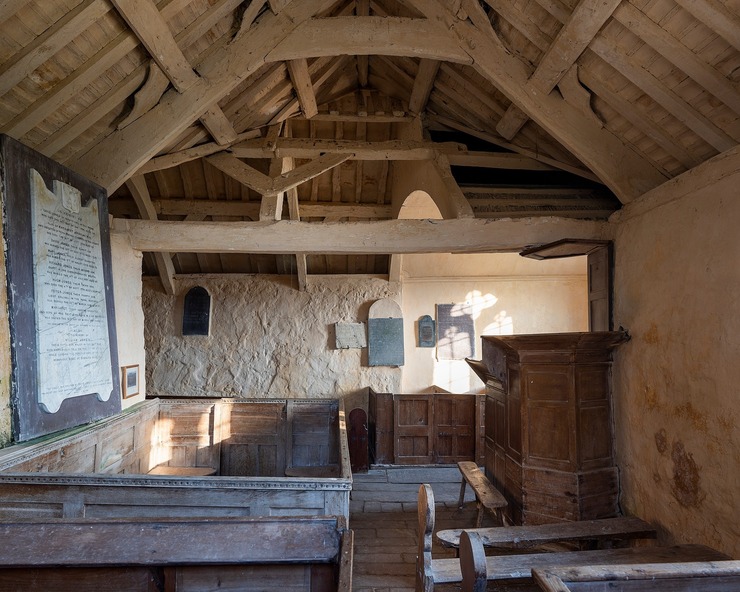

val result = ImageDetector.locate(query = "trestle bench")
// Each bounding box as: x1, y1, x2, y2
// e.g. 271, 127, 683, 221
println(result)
457, 530, 728, 592
0, 515, 353, 592
417, 484, 728, 592
456, 461, 508, 527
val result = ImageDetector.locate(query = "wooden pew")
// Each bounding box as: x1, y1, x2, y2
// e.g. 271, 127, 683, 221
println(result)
532, 561, 740, 592
0, 516, 353, 592
436, 516, 657, 550
416, 484, 728, 592
457, 529, 730, 592
456, 461, 507, 527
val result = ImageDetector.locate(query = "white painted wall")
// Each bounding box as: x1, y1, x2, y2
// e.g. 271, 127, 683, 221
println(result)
110, 233, 146, 408
400, 253, 588, 393
611, 149, 740, 558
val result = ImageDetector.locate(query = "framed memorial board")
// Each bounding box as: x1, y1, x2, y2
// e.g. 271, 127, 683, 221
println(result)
1, 135, 121, 442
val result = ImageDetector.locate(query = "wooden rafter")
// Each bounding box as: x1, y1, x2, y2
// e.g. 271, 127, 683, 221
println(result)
408, 59, 441, 115
673, 0, 740, 53
71, 0, 339, 192
110, 0, 238, 145
287, 59, 319, 118
409, 0, 669, 202
357, 0, 370, 86
495, 0, 622, 140
125, 175, 176, 295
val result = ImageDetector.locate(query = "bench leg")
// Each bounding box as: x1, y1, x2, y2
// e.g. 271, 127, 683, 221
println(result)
457, 479, 467, 509
475, 502, 484, 528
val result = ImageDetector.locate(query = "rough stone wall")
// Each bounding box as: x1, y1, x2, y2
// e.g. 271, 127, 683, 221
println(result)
612, 153, 740, 557
143, 275, 401, 407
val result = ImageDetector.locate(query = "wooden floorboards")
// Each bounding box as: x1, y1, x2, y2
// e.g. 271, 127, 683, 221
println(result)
350, 466, 493, 592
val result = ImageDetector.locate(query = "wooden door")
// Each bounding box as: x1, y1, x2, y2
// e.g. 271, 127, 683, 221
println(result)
393, 395, 434, 464
588, 244, 612, 331
348, 408, 369, 473
433, 395, 476, 464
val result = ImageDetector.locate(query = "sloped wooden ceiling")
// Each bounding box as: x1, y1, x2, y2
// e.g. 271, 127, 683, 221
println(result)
0, 0, 737, 290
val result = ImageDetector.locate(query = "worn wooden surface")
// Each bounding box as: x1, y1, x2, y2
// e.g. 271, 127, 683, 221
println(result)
482, 332, 628, 524
455, 534, 729, 591
533, 561, 740, 592
0, 516, 352, 592
436, 516, 656, 550
456, 460, 507, 527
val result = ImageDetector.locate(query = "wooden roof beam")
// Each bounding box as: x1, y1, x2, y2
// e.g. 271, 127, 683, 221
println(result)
110, 0, 238, 144
357, 0, 370, 86
125, 175, 176, 295
113, 217, 609, 254
408, 59, 441, 115
206, 153, 273, 194
72, 0, 338, 193
287, 59, 319, 118
413, 1, 668, 202
495, 0, 621, 140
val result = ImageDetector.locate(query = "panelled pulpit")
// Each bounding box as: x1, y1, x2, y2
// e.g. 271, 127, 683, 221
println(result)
478, 332, 628, 525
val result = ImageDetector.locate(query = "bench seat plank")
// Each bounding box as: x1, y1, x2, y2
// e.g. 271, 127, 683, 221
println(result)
533, 560, 740, 592
436, 516, 656, 549
434, 543, 729, 584
0, 517, 341, 567
457, 461, 507, 527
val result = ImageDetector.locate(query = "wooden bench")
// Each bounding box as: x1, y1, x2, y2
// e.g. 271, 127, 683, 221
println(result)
0, 516, 353, 592
533, 560, 740, 592
416, 484, 727, 592
456, 461, 507, 527
436, 515, 656, 550
457, 530, 730, 592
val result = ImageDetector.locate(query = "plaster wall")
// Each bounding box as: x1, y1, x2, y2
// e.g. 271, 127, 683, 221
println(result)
612, 151, 740, 557
110, 233, 146, 408
142, 275, 401, 408
401, 253, 588, 393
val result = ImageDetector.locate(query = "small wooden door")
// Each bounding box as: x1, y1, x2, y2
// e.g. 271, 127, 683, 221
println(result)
434, 395, 476, 464
348, 408, 369, 473
393, 395, 434, 464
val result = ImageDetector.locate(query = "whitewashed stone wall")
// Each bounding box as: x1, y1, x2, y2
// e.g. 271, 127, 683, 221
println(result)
143, 275, 401, 404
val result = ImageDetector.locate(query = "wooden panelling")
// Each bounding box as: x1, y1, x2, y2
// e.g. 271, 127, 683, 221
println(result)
394, 394, 434, 465
220, 402, 285, 476
482, 332, 627, 524
368, 390, 394, 464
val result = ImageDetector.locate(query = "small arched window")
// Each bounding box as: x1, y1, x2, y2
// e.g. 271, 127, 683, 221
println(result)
182, 286, 211, 336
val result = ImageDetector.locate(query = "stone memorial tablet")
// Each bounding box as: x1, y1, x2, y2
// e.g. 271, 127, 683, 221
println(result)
418, 315, 435, 347
335, 322, 366, 349
436, 303, 475, 360
30, 169, 113, 413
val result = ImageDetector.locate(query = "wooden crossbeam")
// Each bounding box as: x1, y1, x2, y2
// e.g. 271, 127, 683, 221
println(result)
113, 217, 608, 254
143, 199, 393, 219
206, 153, 273, 194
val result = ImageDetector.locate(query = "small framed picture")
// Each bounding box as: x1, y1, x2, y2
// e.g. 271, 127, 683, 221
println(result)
121, 365, 140, 399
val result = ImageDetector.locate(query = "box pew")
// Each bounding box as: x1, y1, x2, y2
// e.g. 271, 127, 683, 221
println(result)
417, 484, 729, 592
0, 516, 353, 592
0, 398, 352, 522
532, 561, 740, 592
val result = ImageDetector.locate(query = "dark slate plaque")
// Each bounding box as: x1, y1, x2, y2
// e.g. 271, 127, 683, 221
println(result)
436, 303, 475, 360
368, 318, 404, 366
1, 134, 120, 442
418, 315, 435, 347
182, 287, 211, 336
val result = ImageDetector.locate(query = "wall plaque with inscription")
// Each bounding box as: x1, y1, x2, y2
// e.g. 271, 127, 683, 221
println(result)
31, 169, 113, 413
1, 135, 120, 442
